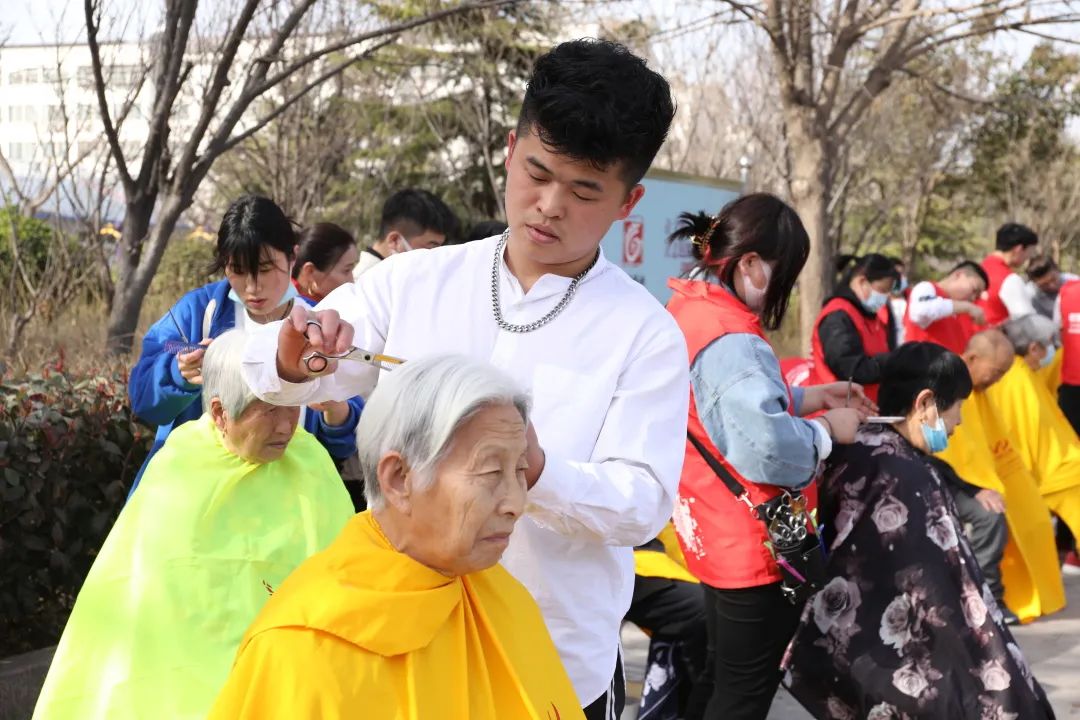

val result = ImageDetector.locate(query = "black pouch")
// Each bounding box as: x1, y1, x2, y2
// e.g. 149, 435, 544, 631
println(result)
687, 431, 827, 605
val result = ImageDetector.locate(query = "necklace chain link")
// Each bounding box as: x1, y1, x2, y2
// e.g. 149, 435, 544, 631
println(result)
490, 230, 598, 333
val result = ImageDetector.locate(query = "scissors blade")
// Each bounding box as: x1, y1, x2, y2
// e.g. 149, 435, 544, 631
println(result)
341, 347, 405, 370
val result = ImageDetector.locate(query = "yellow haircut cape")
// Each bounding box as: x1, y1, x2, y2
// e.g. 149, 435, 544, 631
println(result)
987, 357, 1080, 540
634, 522, 699, 583
33, 416, 354, 720
209, 511, 584, 720
937, 391, 1065, 621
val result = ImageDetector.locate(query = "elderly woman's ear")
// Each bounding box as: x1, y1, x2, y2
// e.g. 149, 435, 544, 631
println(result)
376, 452, 413, 513
210, 397, 227, 434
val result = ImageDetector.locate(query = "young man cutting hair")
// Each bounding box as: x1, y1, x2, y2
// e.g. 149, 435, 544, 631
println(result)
242, 39, 684, 718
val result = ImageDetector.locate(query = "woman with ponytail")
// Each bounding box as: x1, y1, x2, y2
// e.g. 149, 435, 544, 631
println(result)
665, 193, 873, 720
808, 253, 901, 401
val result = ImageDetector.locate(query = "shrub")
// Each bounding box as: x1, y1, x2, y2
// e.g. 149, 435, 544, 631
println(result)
0, 369, 150, 655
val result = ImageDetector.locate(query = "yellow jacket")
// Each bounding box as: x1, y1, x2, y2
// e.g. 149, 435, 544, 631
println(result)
209, 511, 584, 720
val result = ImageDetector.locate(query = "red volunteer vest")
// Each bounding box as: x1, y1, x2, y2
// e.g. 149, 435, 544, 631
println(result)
902, 282, 974, 355
1060, 280, 1080, 386
666, 278, 818, 589
979, 254, 1013, 327
809, 296, 891, 401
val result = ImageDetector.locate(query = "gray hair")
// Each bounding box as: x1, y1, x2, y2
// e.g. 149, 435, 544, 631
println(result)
202, 329, 258, 418
357, 354, 530, 510
1001, 314, 1057, 355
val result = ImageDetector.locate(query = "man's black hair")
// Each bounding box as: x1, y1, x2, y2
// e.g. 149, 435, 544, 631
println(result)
378, 189, 460, 242
949, 260, 990, 289
517, 39, 675, 186
995, 222, 1038, 252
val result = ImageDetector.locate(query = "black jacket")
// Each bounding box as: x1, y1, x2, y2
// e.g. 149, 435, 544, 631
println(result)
816, 286, 897, 385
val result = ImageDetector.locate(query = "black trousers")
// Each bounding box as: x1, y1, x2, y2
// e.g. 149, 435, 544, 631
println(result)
583, 653, 625, 720
625, 574, 712, 720
1059, 383, 1080, 435
948, 485, 1008, 602
702, 582, 803, 720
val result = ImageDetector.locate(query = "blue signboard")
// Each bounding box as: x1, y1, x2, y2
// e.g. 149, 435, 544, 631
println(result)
600, 169, 741, 304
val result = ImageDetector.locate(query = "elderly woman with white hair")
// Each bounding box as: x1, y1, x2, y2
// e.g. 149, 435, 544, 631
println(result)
33, 330, 353, 720
990, 315, 1080, 567
209, 354, 585, 720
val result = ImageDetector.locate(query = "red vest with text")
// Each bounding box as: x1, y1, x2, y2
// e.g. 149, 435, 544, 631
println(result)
1060, 280, 1080, 386
809, 297, 891, 401
666, 278, 818, 589
902, 282, 974, 355
979, 254, 1013, 326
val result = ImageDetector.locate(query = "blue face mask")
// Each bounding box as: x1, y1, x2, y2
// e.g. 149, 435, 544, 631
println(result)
1040, 344, 1056, 368
228, 281, 298, 311
898, 276, 909, 293
862, 290, 889, 313
921, 407, 949, 453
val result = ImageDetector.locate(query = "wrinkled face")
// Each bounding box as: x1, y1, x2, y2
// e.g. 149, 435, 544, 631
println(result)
965, 345, 1014, 391
402, 403, 528, 576
1034, 269, 1061, 295
1023, 342, 1052, 372
224, 246, 294, 314
503, 127, 643, 273
306, 245, 358, 301
213, 399, 300, 463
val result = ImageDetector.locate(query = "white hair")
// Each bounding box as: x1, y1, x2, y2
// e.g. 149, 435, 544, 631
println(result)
1002, 314, 1057, 355
201, 329, 258, 418
357, 354, 530, 510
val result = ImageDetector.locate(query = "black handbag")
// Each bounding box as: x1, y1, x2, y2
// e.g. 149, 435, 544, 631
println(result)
687, 431, 827, 605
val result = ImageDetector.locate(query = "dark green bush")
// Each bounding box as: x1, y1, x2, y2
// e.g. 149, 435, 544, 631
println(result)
0, 369, 150, 655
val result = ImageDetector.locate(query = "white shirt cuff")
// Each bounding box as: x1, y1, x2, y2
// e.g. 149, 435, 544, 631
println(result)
240, 320, 322, 406
811, 418, 834, 462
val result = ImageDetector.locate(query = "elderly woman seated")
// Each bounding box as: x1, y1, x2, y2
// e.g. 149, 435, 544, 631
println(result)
33, 330, 353, 720
782, 342, 1054, 720
209, 355, 584, 720
992, 315, 1080, 560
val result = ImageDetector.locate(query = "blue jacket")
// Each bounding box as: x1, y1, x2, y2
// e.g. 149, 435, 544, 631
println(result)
128, 279, 363, 493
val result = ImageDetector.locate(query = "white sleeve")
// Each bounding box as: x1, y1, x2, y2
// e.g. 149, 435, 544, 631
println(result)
1055, 293, 1063, 328
999, 273, 1037, 319
241, 263, 395, 405
907, 281, 955, 328
524, 318, 690, 546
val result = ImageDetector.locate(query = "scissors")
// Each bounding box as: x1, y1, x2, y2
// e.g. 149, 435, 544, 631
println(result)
301, 320, 404, 373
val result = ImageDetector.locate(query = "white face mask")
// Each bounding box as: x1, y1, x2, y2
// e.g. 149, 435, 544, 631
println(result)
392, 234, 413, 255
741, 260, 773, 313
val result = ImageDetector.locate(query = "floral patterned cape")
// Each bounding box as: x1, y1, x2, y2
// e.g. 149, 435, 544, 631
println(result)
781, 426, 1055, 720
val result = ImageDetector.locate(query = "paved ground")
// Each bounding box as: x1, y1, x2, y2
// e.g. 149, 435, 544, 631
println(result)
622, 574, 1080, 719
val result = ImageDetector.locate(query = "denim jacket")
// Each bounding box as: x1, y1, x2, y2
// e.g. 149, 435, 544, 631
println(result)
691, 332, 823, 489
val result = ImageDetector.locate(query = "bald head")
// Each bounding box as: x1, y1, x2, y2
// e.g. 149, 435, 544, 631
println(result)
963, 330, 1014, 391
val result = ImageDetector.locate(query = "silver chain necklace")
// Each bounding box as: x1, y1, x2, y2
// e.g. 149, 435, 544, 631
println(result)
490, 230, 599, 333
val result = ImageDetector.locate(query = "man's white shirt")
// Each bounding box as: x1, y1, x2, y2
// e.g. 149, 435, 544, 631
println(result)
241, 235, 689, 704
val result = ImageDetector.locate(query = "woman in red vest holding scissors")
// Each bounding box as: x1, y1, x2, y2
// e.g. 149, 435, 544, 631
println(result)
666, 194, 872, 720
809, 254, 901, 401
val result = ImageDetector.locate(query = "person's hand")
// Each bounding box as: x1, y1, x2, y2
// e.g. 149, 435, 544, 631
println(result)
975, 488, 1006, 514
278, 305, 354, 383
817, 408, 862, 444
310, 400, 350, 427
524, 421, 546, 490
805, 381, 876, 418
176, 338, 212, 385
956, 301, 986, 326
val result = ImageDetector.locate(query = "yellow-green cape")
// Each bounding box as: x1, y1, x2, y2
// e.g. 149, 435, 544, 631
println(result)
33, 415, 354, 720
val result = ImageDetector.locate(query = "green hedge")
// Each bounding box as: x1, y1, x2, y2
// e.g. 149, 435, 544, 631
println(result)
0, 370, 150, 655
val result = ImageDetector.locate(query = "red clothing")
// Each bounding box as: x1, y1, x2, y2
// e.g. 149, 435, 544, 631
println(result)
809, 297, 891, 401
1060, 280, 1080, 386
902, 282, 974, 355
666, 278, 817, 589
979, 254, 1014, 327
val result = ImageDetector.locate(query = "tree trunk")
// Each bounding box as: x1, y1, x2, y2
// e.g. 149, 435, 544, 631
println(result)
785, 110, 833, 355
104, 194, 188, 355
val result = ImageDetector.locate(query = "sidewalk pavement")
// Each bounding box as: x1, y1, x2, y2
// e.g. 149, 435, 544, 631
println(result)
622, 574, 1080, 719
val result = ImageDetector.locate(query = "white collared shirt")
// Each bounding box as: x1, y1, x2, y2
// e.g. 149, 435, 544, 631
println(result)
241, 235, 689, 704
